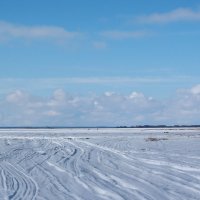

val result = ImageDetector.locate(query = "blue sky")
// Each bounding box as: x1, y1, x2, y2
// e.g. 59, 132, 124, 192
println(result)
0, 0, 200, 126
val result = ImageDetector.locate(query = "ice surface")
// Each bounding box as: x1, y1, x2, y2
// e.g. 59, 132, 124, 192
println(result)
0, 128, 200, 200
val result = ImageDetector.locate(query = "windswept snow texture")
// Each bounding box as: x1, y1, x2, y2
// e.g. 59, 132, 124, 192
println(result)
0, 128, 200, 200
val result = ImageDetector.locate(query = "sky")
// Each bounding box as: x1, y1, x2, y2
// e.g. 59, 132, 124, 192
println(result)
0, 0, 200, 126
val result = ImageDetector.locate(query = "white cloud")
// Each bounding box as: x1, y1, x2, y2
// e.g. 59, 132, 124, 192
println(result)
1, 84, 200, 126
43, 110, 61, 117
0, 89, 157, 126
6, 90, 28, 104
191, 84, 200, 95
0, 21, 80, 42
0, 76, 191, 90
104, 91, 115, 97
136, 8, 200, 24
53, 89, 67, 101
129, 92, 145, 99
92, 41, 107, 49
100, 30, 151, 39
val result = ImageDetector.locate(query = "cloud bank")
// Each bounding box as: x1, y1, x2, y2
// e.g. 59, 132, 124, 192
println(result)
1, 84, 200, 126
136, 8, 200, 24
0, 21, 80, 42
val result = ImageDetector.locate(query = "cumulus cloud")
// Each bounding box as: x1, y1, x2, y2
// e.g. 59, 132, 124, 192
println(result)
1, 85, 200, 126
136, 8, 200, 24
6, 90, 28, 104
0, 21, 80, 42
190, 84, 200, 95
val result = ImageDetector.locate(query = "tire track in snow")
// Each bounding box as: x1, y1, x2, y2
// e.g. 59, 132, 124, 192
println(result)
67, 140, 155, 200
74, 139, 200, 200
0, 130, 200, 200
61, 140, 128, 200
0, 162, 38, 200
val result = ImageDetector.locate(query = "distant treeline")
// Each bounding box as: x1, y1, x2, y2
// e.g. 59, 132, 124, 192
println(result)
117, 125, 200, 128
0, 125, 200, 129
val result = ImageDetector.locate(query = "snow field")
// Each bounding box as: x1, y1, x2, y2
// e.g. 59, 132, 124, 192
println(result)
0, 128, 199, 200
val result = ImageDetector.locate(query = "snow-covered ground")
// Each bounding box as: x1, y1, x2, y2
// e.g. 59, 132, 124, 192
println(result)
0, 128, 200, 200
